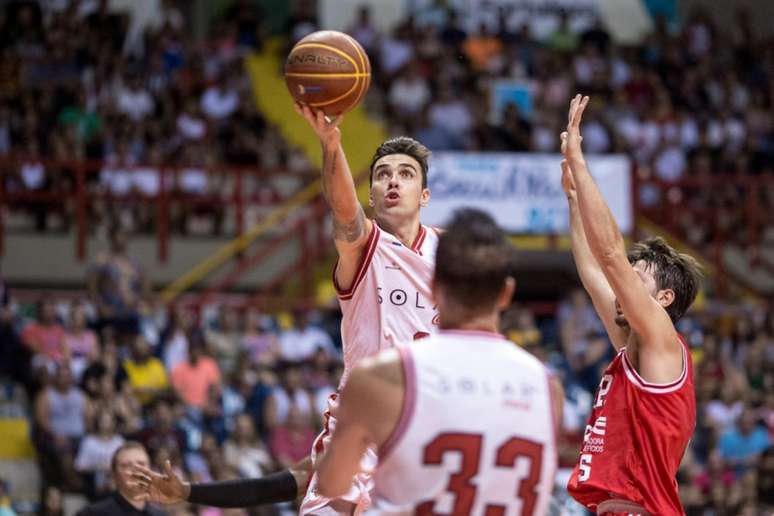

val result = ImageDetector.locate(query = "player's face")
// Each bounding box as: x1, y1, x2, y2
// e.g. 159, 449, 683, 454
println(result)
614, 260, 659, 327
369, 154, 429, 218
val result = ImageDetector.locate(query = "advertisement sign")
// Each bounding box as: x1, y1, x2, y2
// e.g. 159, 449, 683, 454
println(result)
423, 152, 632, 234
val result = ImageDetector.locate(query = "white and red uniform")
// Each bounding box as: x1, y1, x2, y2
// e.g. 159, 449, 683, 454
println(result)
371, 331, 557, 516
301, 222, 440, 515
567, 337, 695, 516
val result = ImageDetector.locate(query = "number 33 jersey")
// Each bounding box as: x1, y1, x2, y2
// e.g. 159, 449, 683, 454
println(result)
371, 331, 558, 516
567, 337, 695, 516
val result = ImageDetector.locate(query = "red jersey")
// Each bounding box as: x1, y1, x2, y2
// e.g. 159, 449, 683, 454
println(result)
567, 336, 695, 515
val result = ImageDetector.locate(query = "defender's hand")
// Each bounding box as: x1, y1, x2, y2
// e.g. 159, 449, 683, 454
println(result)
130, 460, 190, 505
560, 94, 589, 163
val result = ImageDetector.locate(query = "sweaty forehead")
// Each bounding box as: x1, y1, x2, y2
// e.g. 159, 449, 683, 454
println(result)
372, 153, 421, 172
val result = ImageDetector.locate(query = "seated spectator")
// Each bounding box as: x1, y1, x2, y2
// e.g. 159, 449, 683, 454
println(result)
75, 411, 126, 498
64, 302, 99, 381
134, 399, 187, 459
428, 86, 474, 141
34, 365, 92, 489
705, 384, 745, 433
242, 310, 280, 366
88, 229, 148, 342
171, 337, 221, 410
90, 369, 142, 435
387, 60, 430, 119
75, 441, 167, 515
718, 408, 770, 474
269, 406, 316, 469
223, 414, 273, 478
116, 76, 155, 122
200, 74, 239, 122
547, 10, 578, 52
124, 334, 169, 406
263, 364, 313, 431
278, 309, 336, 362
22, 298, 66, 373
462, 22, 503, 71
162, 306, 194, 373
206, 305, 243, 377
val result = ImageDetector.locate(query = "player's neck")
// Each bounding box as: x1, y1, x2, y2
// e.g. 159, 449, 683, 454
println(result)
439, 310, 499, 334
376, 214, 421, 248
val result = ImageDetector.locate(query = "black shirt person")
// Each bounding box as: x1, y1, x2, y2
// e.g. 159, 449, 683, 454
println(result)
77, 442, 167, 516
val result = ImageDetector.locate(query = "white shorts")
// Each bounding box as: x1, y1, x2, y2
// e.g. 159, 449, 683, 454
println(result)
299, 393, 377, 516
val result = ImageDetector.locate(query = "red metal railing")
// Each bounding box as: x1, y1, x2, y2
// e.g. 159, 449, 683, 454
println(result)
0, 154, 318, 262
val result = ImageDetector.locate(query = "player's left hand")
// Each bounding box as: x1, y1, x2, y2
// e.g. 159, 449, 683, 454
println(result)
560, 94, 589, 163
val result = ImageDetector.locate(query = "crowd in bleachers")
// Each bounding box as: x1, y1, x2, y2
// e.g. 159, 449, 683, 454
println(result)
1, 263, 773, 514
323, 2, 774, 253
0, 0, 312, 236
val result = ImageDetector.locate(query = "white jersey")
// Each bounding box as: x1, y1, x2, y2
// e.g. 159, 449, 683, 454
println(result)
372, 331, 557, 516
336, 222, 439, 386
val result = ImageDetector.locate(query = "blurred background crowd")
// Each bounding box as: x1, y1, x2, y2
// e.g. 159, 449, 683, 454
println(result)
0, 0, 772, 515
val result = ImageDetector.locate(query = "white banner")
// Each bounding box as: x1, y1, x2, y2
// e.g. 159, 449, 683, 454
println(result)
423, 152, 632, 234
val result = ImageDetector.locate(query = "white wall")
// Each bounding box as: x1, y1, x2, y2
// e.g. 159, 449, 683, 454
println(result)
319, 0, 406, 33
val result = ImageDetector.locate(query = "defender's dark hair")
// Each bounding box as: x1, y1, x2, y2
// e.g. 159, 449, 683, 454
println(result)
370, 136, 430, 188
627, 236, 703, 322
435, 208, 515, 311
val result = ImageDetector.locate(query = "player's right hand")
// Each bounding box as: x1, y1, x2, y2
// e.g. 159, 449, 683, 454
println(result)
294, 101, 343, 150
130, 460, 190, 505
560, 94, 589, 164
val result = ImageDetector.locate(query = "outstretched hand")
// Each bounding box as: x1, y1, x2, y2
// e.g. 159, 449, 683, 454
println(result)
129, 460, 190, 505
560, 159, 577, 200
294, 102, 343, 150
560, 94, 589, 163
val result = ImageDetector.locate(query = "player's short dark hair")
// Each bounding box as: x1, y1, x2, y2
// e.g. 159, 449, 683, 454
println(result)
627, 236, 702, 322
370, 137, 430, 188
434, 209, 515, 311
111, 441, 147, 472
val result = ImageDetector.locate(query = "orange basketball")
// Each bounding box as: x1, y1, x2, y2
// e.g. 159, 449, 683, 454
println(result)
285, 30, 371, 117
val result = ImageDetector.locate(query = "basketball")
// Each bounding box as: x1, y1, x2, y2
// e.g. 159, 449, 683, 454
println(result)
285, 30, 371, 117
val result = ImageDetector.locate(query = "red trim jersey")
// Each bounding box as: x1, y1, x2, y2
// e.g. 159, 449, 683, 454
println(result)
372, 331, 557, 516
567, 337, 695, 516
334, 222, 440, 386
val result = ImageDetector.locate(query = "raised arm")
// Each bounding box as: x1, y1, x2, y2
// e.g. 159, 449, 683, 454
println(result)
295, 103, 374, 291
316, 350, 403, 498
562, 160, 628, 351
560, 95, 680, 383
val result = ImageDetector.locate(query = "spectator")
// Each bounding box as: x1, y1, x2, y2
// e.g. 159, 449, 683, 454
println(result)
200, 74, 239, 122
124, 334, 169, 406
90, 368, 142, 435
76, 441, 167, 515
161, 306, 194, 373
347, 6, 379, 54
171, 337, 221, 410
269, 406, 315, 470
64, 302, 99, 381
116, 76, 155, 122
206, 305, 243, 377
134, 399, 186, 459
278, 309, 336, 362
263, 364, 313, 431
223, 414, 273, 478
462, 22, 503, 72
88, 229, 148, 340
34, 365, 92, 489
75, 411, 126, 498
718, 408, 771, 473
387, 60, 431, 120
428, 86, 474, 141
242, 310, 280, 367
22, 298, 66, 372
547, 10, 578, 52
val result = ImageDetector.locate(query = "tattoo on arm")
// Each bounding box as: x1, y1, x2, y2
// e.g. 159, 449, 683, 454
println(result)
333, 208, 365, 243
